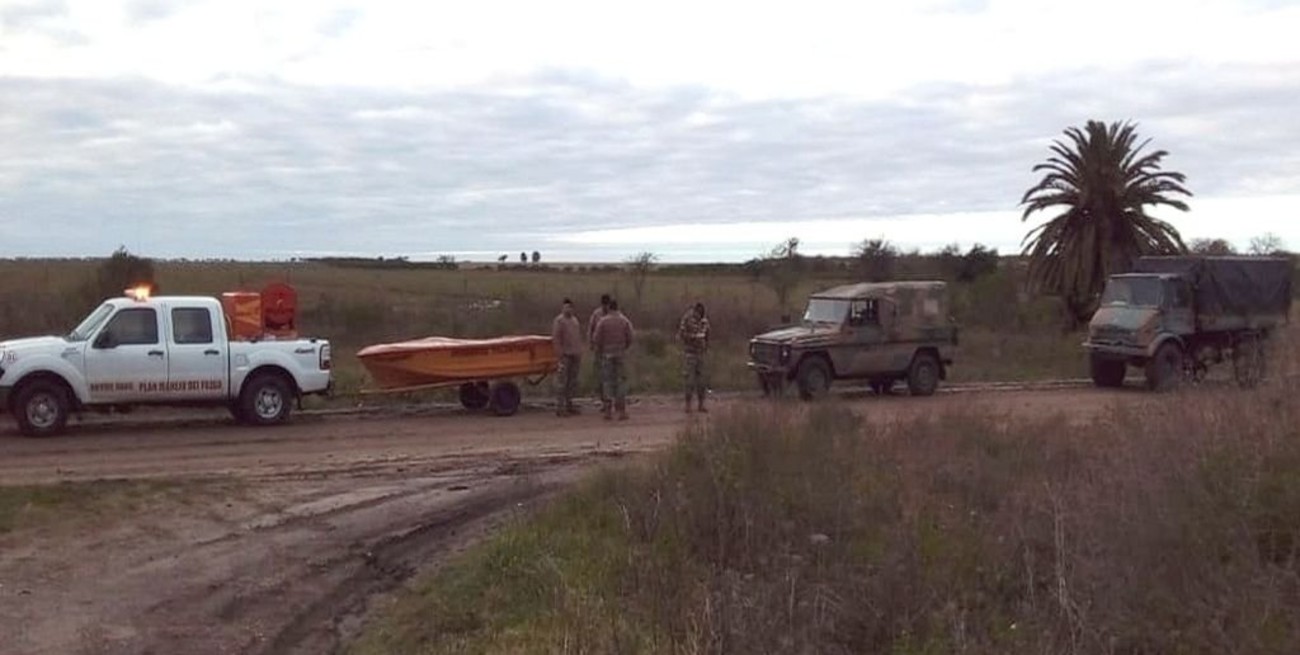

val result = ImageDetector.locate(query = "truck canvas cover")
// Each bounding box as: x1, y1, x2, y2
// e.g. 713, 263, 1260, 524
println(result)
1134, 256, 1293, 325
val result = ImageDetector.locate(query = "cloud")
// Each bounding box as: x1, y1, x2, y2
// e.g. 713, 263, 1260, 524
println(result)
0, 54, 1298, 260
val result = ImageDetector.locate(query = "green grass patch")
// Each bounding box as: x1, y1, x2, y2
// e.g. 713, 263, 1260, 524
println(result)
0, 479, 219, 534
351, 385, 1300, 654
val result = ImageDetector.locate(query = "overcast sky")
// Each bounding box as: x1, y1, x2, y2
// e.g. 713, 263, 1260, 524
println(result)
1, 0, 1297, 262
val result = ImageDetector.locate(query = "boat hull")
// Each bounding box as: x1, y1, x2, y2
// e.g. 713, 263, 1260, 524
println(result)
357, 335, 558, 390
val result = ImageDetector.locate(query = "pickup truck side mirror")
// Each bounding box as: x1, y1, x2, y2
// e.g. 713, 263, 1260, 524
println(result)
94, 331, 117, 349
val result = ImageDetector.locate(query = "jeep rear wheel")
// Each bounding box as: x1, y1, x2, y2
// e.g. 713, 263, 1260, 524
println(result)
906, 352, 940, 397
14, 380, 70, 437
795, 358, 832, 400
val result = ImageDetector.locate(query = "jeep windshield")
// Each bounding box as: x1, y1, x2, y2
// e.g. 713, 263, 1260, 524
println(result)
68, 303, 114, 342
1100, 276, 1163, 308
803, 298, 848, 325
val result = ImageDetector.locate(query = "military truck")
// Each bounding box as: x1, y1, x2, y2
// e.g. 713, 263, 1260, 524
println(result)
1085, 256, 1292, 390
747, 281, 958, 399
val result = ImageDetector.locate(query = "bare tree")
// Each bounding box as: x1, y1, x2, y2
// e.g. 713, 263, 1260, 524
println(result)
760, 237, 804, 318
1249, 233, 1287, 256
1190, 238, 1237, 255
625, 251, 658, 309
854, 237, 898, 282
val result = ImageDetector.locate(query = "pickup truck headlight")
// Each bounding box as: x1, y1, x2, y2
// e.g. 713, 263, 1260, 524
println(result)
319, 344, 332, 370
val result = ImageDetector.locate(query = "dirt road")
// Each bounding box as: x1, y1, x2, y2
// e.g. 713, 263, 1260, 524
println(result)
0, 386, 1152, 655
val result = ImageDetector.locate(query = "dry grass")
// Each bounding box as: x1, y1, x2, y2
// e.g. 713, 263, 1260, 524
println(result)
349, 370, 1300, 654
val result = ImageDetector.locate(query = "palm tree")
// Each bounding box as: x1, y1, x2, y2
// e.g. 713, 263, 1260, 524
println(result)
1021, 120, 1191, 325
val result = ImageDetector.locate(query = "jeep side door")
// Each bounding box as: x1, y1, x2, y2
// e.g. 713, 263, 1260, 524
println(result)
84, 306, 169, 403
844, 298, 889, 376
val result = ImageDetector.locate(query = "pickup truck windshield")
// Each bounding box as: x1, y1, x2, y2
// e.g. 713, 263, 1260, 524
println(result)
68, 303, 114, 341
1100, 277, 1164, 308
803, 298, 848, 324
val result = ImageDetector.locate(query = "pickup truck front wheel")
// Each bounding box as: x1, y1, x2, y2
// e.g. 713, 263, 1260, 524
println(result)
14, 380, 71, 437
239, 374, 294, 426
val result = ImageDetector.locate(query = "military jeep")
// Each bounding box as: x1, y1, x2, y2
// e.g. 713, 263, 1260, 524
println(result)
747, 281, 958, 399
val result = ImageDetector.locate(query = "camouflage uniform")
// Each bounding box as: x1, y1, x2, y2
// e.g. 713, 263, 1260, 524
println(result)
551, 312, 583, 415
678, 309, 710, 411
592, 310, 634, 420
588, 306, 609, 403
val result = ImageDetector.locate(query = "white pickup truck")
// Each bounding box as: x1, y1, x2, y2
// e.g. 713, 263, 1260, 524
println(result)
0, 293, 333, 436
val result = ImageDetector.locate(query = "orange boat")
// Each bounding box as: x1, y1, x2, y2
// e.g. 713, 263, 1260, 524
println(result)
356, 335, 558, 415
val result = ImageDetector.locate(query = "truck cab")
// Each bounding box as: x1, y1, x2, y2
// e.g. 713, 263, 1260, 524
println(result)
0, 289, 332, 436
747, 281, 958, 399
1086, 256, 1292, 390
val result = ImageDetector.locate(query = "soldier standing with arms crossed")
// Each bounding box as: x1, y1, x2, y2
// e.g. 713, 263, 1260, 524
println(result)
587, 294, 611, 406
678, 302, 711, 413
592, 299, 634, 420
551, 298, 583, 416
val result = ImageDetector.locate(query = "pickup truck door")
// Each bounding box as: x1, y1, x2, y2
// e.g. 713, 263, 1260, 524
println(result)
84, 306, 169, 403
164, 304, 229, 400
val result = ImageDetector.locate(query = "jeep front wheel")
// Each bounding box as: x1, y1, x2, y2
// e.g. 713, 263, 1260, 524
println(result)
14, 380, 71, 437
906, 352, 940, 397
795, 357, 832, 400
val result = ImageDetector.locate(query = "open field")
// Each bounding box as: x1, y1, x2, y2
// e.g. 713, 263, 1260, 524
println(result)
0, 382, 1182, 655
350, 382, 1300, 655
0, 257, 1084, 401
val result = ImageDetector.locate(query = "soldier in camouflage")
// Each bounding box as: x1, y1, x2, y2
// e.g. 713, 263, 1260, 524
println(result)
678, 302, 710, 413
592, 300, 634, 420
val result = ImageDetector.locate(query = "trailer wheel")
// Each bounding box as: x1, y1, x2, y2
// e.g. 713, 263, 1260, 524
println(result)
1089, 355, 1126, 388
488, 381, 522, 416
1145, 342, 1185, 392
459, 382, 490, 410
239, 373, 293, 426
14, 379, 71, 437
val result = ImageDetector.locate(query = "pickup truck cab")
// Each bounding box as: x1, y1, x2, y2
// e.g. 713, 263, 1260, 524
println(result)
0, 291, 332, 436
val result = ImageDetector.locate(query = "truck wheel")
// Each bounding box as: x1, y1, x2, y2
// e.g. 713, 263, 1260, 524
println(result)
14, 380, 70, 437
1089, 355, 1126, 388
239, 373, 294, 426
795, 358, 832, 400
488, 381, 522, 416
907, 352, 941, 397
1144, 342, 1185, 392
1232, 333, 1266, 388
459, 382, 490, 410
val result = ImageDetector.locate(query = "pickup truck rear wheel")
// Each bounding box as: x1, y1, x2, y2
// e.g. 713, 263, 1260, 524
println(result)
907, 352, 940, 397
796, 357, 832, 400
239, 373, 293, 426
14, 380, 70, 437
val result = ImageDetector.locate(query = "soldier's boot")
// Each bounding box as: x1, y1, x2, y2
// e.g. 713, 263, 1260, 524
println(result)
616, 400, 629, 421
